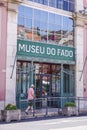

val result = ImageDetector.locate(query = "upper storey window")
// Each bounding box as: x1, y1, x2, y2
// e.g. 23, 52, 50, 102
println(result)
17, 5, 74, 47
29, 0, 74, 12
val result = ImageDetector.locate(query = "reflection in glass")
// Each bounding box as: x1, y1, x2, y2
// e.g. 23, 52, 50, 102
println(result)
43, 0, 48, 5
33, 20, 41, 41
69, 1, 74, 12
40, 22, 47, 43
25, 19, 32, 40
49, 13, 55, 24
17, 25, 25, 39
34, 9, 40, 20
55, 14, 61, 25
49, 0, 55, 7
18, 16, 24, 26
35, 63, 61, 99
40, 31, 47, 43
29, 0, 74, 12
16, 62, 31, 99
17, 5, 74, 46
63, 0, 68, 11
40, 11, 48, 22
24, 7, 33, 18
56, 0, 63, 9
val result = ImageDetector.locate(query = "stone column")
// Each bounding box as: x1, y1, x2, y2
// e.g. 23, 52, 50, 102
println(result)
5, 0, 22, 106
75, 18, 84, 98
75, 0, 87, 98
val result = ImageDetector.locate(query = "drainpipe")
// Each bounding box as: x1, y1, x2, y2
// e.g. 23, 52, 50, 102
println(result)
60, 64, 63, 108
31, 60, 34, 85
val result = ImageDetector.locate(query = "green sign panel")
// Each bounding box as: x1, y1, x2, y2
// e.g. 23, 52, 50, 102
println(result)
17, 39, 75, 64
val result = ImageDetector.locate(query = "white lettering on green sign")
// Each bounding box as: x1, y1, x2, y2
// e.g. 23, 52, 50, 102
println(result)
18, 42, 74, 61
47, 47, 56, 55
19, 44, 45, 54
57, 49, 73, 57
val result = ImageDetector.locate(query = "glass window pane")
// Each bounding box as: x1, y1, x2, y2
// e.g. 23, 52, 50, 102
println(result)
69, 0, 74, 3
33, 20, 40, 31
49, 13, 55, 24
33, 20, 41, 42
25, 30, 32, 40
49, 0, 55, 7
48, 32, 55, 43
43, 0, 48, 5
40, 22, 47, 32
68, 31, 74, 47
62, 25, 68, 46
40, 11, 48, 22
25, 19, 32, 40
29, 0, 74, 12
25, 19, 32, 30
48, 23, 55, 33
24, 7, 33, 18
69, 2, 74, 12
39, 0, 44, 4
33, 33, 41, 42
54, 25, 61, 33
55, 14, 61, 25
18, 16, 25, 26
63, 0, 68, 11
17, 25, 25, 39
62, 16, 68, 31
56, 0, 63, 9
68, 18, 73, 26
34, 0, 39, 3
55, 34, 61, 45
48, 24, 62, 45
33, 0, 48, 5
41, 31, 47, 43
34, 9, 40, 20
68, 18, 74, 47
18, 5, 74, 46
18, 5, 24, 15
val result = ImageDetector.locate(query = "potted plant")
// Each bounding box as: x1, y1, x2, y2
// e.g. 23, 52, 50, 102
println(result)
62, 102, 78, 116
1, 104, 21, 122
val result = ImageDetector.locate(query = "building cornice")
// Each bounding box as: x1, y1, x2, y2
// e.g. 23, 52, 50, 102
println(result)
72, 12, 87, 26
0, 0, 23, 4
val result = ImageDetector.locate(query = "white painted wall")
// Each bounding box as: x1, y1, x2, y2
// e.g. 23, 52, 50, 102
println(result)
75, 24, 84, 97
75, 0, 84, 98
75, 0, 83, 12
5, 3, 18, 105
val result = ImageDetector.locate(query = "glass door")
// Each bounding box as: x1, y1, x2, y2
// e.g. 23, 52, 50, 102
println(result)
16, 61, 32, 109
35, 73, 61, 108
41, 74, 51, 97
51, 74, 60, 97
35, 74, 51, 108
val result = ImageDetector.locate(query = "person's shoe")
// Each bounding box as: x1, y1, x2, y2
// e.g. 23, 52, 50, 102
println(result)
25, 111, 28, 115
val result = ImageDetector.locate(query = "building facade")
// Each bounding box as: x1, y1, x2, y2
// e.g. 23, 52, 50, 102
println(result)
0, 0, 87, 110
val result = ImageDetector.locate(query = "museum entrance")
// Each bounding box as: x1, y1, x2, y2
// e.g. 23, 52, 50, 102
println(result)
16, 61, 75, 109
35, 73, 61, 108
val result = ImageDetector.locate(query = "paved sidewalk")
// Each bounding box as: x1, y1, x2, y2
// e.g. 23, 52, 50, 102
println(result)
0, 108, 87, 124
1, 116, 87, 130
21, 108, 60, 120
